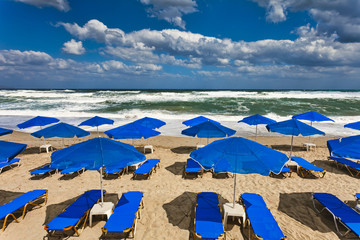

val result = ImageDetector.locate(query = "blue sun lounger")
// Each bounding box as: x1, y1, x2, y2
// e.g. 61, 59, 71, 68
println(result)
0, 158, 20, 174
60, 163, 88, 175
184, 158, 203, 178
104, 163, 126, 178
271, 166, 292, 178
30, 164, 57, 176
328, 156, 360, 177
44, 189, 103, 236
102, 191, 144, 238
133, 159, 160, 179
240, 193, 285, 240
194, 192, 225, 240
0, 189, 48, 231
313, 193, 360, 237
291, 157, 326, 178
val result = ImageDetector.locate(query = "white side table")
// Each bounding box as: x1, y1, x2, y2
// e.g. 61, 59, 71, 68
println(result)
303, 143, 316, 151
144, 145, 154, 153
40, 144, 52, 153
89, 202, 114, 227
223, 202, 246, 228
196, 144, 205, 149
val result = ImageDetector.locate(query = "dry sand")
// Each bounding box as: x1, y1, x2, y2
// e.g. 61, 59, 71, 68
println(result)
0, 131, 359, 240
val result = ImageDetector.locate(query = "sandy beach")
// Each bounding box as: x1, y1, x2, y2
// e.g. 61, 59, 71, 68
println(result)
0, 131, 359, 240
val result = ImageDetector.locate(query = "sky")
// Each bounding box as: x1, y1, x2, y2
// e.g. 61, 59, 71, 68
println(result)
0, 0, 360, 89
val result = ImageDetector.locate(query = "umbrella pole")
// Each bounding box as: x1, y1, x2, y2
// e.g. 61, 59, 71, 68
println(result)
289, 135, 294, 159
62, 138, 65, 148
100, 166, 104, 204
97, 126, 99, 137
233, 173, 237, 208
255, 125, 258, 140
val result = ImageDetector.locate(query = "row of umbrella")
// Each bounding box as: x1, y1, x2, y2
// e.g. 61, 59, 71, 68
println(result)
11, 116, 166, 147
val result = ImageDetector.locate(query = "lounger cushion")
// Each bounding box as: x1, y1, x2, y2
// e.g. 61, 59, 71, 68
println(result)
356, 193, 360, 200
46, 190, 102, 231
241, 193, 267, 208
0, 158, 20, 169
280, 166, 291, 173
103, 191, 143, 233
329, 156, 360, 171
186, 159, 201, 173
104, 167, 124, 174
0, 189, 47, 220
134, 159, 159, 175
113, 191, 143, 213
103, 211, 136, 233
291, 157, 324, 172
31, 165, 55, 175
60, 167, 83, 174
195, 192, 224, 239
314, 193, 360, 236
241, 193, 285, 240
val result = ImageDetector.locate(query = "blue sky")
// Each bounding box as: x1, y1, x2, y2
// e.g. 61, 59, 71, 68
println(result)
0, 0, 359, 89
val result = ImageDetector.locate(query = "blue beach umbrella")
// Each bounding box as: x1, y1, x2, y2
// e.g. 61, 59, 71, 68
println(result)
105, 122, 160, 140
0, 140, 27, 162
182, 116, 220, 127
51, 137, 146, 203
78, 116, 114, 136
266, 119, 325, 158
17, 116, 59, 129
344, 122, 360, 131
0, 128, 13, 137
182, 121, 236, 144
292, 111, 334, 124
132, 117, 166, 129
190, 137, 288, 206
238, 114, 276, 138
31, 122, 90, 147
327, 135, 360, 159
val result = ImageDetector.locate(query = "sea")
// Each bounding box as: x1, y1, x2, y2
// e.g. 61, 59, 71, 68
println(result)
0, 89, 360, 137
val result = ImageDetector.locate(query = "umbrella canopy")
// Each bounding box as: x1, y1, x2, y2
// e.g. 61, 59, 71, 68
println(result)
292, 111, 334, 123
78, 116, 114, 127
190, 137, 288, 206
31, 122, 90, 139
51, 137, 146, 203
0, 128, 13, 137
0, 140, 27, 162
266, 119, 325, 158
132, 117, 166, 129
190, 137, 288, 175
182, 121, 236, 138
238, 114, 276, 126
266, 119, 325, 137
327, 135, 360, 159
182, 116, 220, 127
238, 114, 276, 138
344, 121, 360, 131
17, 116, 59, 129
105, 122, 160, 139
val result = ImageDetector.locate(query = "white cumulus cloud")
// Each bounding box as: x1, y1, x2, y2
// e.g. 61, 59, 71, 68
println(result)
14, 0, 70, 11
251, 0, 360, 42
62, 39, 86, 55
140, 0, 198, 29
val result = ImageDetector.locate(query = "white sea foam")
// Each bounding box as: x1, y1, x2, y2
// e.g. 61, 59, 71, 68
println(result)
1, 90, 360, 137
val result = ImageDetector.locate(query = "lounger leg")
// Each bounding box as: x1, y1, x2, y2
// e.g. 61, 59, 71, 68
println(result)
2, 214, 19, 231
